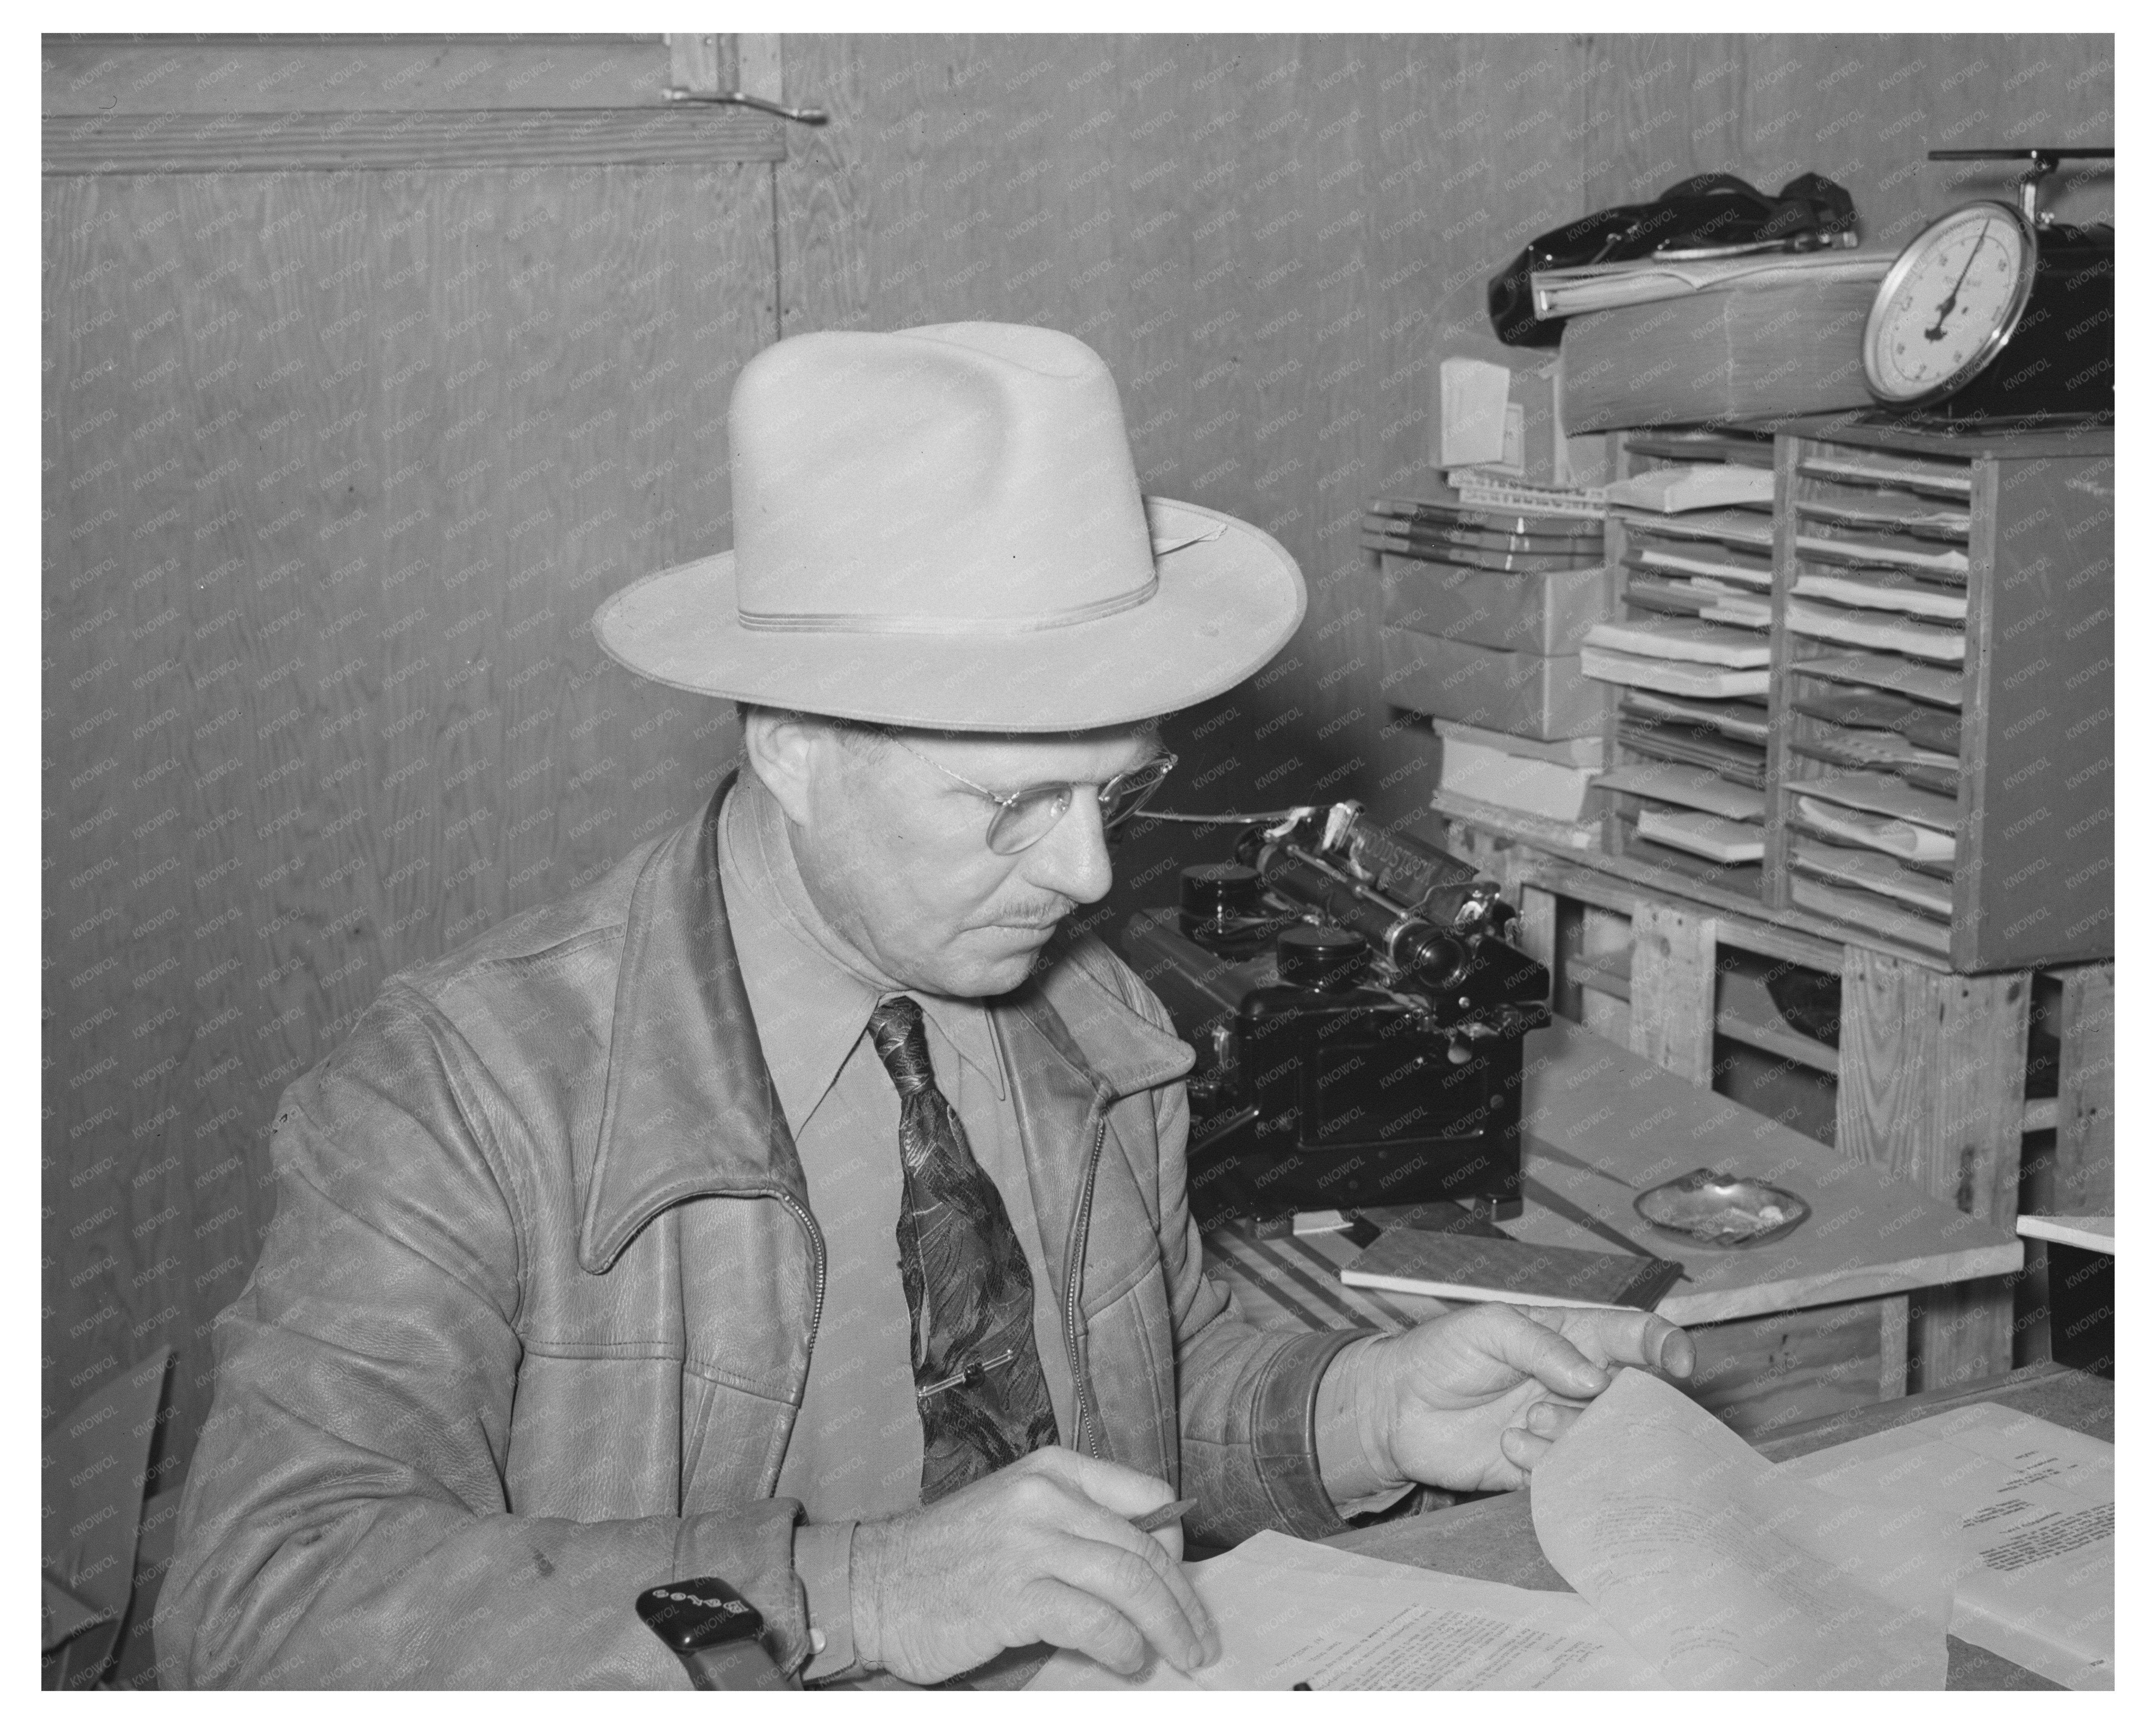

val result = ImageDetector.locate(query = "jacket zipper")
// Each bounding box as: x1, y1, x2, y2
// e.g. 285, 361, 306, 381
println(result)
771, 1188, 828, 1371
1062, 1111, 1108, 1459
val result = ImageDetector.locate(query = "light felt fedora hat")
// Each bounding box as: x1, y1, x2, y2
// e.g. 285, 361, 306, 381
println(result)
593, 321, 1305, 731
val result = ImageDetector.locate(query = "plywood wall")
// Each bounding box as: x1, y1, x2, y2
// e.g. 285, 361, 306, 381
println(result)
43, 32, 2112, 1476
43, 163, 772, 1453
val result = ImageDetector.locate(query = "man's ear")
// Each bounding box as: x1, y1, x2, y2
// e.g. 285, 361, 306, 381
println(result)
741, 708, 825, 829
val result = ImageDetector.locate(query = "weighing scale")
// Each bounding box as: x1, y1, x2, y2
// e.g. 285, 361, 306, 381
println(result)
1862, 148, 2112, 423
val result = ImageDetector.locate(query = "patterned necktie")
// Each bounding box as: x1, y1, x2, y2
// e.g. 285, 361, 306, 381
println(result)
865, 994, 1058, 1503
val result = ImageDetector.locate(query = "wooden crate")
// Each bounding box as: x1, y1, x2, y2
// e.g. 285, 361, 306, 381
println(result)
1421, 812, 2114, 1394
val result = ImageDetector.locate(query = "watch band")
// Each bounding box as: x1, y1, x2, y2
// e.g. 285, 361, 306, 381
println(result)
636, 1577, 798, 1691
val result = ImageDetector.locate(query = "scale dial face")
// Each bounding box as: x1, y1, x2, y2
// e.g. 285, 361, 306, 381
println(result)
1863, 201, 2039, 406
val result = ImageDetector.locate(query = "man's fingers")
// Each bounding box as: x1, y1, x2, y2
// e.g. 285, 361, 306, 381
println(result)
1540, 1308, 1695, 1379
1522, 1399, 1584, 1441
1497, 1426, 1551, 1475
1474, 1305, 1611, 1397
1020, 1578, 1151, 1677
1049, 1529, 1215, 1672
1016, 1445, 1176, 1520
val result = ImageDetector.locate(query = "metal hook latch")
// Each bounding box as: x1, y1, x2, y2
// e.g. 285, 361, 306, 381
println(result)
661, 86, 829, 126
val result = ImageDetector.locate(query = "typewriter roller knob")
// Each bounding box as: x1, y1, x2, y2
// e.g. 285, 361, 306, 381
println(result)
1179, 863, 1268, 952
1275, 924, 1369, 992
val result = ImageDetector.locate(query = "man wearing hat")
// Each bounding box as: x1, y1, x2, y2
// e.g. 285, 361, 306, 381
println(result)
162, 324, 1692, 1690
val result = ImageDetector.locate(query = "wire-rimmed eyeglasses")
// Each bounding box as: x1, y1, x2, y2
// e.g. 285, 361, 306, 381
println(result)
884, 735, 1179, 856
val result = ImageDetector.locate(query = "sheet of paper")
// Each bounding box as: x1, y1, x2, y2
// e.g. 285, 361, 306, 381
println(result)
1530, 1369, 1949, 1688
1781, 1404, 2114, 1690
1027, 1530, 1659, 1691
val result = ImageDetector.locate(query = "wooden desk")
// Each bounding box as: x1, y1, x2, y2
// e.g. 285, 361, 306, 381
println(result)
1326, 1363, 2111, 1690
1203, 1018, 2022, 1436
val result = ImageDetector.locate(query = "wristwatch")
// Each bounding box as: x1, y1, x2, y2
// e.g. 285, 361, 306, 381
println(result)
635, 1576, 799, 1690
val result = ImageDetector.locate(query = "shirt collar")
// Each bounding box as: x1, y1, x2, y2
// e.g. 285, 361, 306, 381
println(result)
717, 772, 1007, 1138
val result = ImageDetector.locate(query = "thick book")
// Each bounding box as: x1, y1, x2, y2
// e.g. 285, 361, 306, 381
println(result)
1342, 1225, 1684, 1313
1558, 273, 1884, 432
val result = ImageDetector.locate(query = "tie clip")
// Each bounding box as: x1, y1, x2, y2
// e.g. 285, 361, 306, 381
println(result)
916, 1347, 1017, 1401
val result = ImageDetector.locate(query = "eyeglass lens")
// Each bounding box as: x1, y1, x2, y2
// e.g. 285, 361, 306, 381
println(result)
984, 759, 1174, 855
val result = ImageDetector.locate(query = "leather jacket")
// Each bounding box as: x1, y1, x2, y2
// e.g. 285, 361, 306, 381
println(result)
157, 782, 1363, 1688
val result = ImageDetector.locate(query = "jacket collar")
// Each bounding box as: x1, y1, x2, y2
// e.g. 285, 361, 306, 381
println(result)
578, 776, 1191, 1273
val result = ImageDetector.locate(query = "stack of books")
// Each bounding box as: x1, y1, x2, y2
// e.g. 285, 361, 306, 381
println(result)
1370, 489, 1610, 742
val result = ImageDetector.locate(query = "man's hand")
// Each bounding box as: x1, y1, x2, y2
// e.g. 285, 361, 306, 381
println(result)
1324, 1304, 1695, 1497
851, 1447, 1218, 1686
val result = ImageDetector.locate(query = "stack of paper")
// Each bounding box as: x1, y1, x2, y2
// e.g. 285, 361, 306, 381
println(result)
1793, 572, 1969, 621
1030, 1532, 1662, 1691
1781, 1402, 2113, 1689
1531, 1372, 1950, 1688
1795, 530, 1969, 580
1787, 599, 1965, 664
1035, 1370, 1956, 1692
1603, 463, 1776, 513
1790, 839, 1953, 917
1621, 689, 1771, 743
1598, 758, 1767, 859
1798, 450, 1971, 497
1792, 651, 1964, 707
1796, 493, 1971, 539
1583, 616, 1770, 698
1790, 772, 1959, 949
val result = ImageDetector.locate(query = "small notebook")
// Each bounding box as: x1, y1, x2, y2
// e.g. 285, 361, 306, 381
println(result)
1342, 1226, 1684, 1313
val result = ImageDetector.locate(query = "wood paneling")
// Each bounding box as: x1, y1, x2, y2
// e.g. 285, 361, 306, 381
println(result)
1580, 34, 2114, 248
43, 108, 784, 174
43, 35, 672, 114
44, 162, 774, 1454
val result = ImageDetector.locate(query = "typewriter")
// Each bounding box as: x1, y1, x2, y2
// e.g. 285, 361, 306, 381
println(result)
1120, 804, 1549, 1227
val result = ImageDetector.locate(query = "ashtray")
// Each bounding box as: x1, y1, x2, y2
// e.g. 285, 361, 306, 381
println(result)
1633, 1169, 1810, 1249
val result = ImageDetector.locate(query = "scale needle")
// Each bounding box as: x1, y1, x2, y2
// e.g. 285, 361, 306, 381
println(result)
1925, 220, 1990, 342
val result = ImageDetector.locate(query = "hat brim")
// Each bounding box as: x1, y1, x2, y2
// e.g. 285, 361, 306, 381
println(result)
591, 498, 1307, 732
